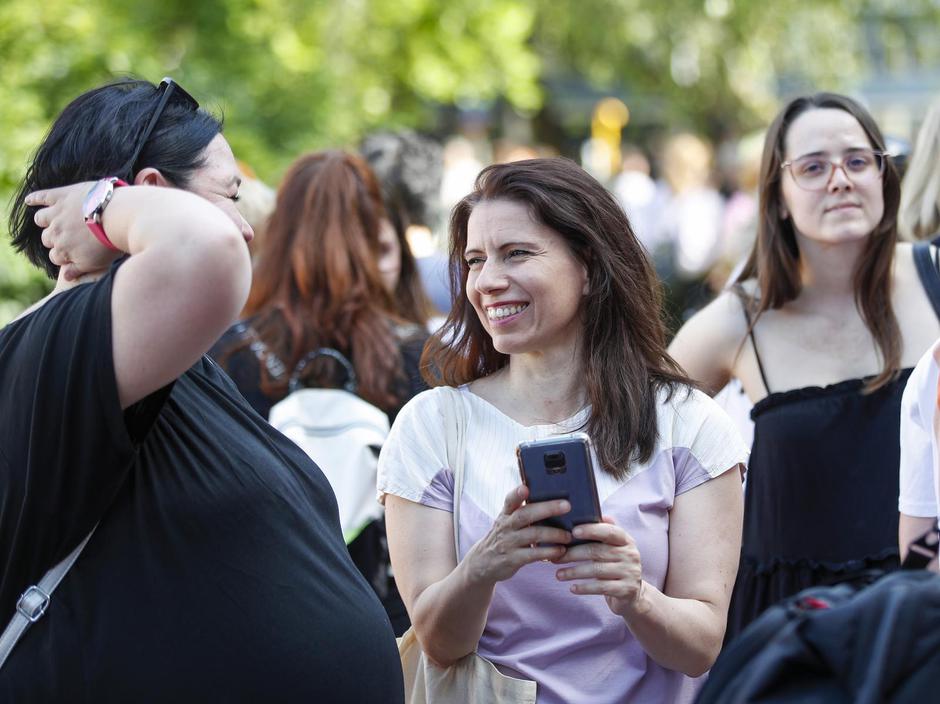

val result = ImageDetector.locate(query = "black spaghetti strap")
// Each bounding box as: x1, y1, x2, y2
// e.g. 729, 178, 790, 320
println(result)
913, 241, 940, 321
733, 284, 772, 395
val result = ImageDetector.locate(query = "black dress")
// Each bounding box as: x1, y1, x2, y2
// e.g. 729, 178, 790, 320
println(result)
209, 318, 428, 636
0, 260, 404, 702
726, 244, 940, 642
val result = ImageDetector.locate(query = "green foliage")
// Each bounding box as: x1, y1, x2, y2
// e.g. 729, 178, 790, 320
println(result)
2, 0, 938, 311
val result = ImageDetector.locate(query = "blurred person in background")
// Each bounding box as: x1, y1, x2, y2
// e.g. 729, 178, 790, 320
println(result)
233, 162, 276, 259
896, 98, 940, 559
360, 129, 445, 323
899, 96, 940, 242
380, 158, 746, 703
611, 144, 664, 258
0, 78, 402, 701
656, 133, 726, 323
670, 92, 940, 642
211, 150, 428, 636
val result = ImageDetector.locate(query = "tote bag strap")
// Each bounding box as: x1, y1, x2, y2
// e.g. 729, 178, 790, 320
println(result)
438, 386, 468, 556
0, 524, 98, 669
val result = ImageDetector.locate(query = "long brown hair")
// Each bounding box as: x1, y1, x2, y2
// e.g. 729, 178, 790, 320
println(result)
422, 158, 690, 478
736, 92, 902, 391
242, 150, 404, 410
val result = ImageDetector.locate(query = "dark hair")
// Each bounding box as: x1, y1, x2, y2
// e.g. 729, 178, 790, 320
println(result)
422, 158, 691, 478
735, 92, 902, 391
10, 78, 222, 279
360, 130, 442, 323
238, 150, 406, 412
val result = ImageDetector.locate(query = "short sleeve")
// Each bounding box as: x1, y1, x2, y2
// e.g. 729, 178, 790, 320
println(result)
668, 388, 750, 496
377, 388, 453, 510
0, 259, 169, 616
899, 348, 940, 517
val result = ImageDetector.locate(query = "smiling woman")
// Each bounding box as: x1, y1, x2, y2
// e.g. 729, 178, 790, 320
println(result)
378, 157, 748, 703
669, 92, 940, 643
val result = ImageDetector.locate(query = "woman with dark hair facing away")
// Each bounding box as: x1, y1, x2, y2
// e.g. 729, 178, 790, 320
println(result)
670, 93, 940, 641
211, 150, 428, 635
378, 158, 747, 702
0, 79, 403, 702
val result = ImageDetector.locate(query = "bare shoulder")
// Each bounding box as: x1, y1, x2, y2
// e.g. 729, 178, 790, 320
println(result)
671, 287, 750, 356
669, 286, 752, 393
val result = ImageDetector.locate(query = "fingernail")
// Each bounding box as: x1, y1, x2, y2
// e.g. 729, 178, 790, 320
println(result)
24, 194, 35, 205
559, 501, 570, 512
572, 526, 584, 538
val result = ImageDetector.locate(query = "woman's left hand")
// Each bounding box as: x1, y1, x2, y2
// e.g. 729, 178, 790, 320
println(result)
553, 516, 646, 617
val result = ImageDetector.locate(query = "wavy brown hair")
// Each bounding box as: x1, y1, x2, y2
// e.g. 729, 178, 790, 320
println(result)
422, 158, 691, 478
240, 150, 404, 411
735, 93, 902, 391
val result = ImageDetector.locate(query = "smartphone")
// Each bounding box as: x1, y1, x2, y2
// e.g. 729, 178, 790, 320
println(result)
516, 433, 602, 545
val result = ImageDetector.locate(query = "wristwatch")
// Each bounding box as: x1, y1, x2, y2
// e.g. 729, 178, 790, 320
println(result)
82, 177, 128, 251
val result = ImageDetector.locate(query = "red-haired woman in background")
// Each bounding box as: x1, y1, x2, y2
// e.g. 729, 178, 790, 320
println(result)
211, 150, 428, 634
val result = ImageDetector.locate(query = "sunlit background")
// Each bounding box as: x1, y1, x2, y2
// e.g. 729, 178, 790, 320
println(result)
3, 0, 939, 323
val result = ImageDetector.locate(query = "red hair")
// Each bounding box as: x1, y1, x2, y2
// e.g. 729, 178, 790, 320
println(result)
244, 151, 404, 410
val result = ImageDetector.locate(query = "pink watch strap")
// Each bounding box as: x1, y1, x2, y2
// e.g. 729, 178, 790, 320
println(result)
84, 178, 127, 252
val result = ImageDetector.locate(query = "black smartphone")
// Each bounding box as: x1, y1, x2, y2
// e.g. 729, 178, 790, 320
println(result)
516, 433, 602, 545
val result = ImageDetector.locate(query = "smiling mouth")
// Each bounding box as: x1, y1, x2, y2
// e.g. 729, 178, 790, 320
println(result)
486, 303, 529, 321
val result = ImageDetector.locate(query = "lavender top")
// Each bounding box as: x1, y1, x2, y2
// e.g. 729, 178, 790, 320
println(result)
378, 385, 748, 704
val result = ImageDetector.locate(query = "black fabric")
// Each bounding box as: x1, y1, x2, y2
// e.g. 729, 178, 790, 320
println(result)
209, 320, 429, 637
914, 241, 940, 320
697, 570, 940, 703
726, 256, 940, 643
0, 262, 404, 703
210, 319, 428, 425
726, 373, 911, 642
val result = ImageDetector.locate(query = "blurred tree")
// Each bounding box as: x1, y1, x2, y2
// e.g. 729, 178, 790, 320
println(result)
2, 0, 939, 317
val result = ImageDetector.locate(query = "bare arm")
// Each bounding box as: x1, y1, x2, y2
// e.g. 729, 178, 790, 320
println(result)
27, 183, 249, 409
386, 486, 572, 667
899, 513, 938, 566
556, 465, 744, 677
669, 291, 745, 396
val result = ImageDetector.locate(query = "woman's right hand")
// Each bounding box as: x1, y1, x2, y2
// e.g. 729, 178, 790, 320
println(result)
464, 484, 572, 584
27, 182, 123, 281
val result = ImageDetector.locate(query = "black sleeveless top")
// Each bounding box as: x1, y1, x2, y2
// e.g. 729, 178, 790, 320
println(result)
726, 243, 940, 642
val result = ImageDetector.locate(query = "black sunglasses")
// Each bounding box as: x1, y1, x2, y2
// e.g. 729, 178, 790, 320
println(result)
121, 77, 200, 178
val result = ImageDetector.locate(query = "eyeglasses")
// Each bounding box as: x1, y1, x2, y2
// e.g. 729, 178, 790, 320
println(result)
121, 77, 199, 178
780, 148, 888, 191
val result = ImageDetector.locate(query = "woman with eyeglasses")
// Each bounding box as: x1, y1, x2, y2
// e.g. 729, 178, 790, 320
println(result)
670, 92, 940, 642
0, 78, 403, 701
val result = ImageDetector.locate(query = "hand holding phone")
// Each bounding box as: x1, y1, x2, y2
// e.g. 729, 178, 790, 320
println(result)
517, 433, 603, 545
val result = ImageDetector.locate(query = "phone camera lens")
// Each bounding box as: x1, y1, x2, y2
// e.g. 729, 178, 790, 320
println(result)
544, 451, 567, 474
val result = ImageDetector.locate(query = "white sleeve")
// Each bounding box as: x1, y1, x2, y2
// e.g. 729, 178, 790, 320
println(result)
899, 351, 940, 518
668, 388, 750, 495
377, 387, 452, 508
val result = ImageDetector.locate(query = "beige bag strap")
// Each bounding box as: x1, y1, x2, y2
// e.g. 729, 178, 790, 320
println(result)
398, 387, 537, 703
439, 386, 467, 556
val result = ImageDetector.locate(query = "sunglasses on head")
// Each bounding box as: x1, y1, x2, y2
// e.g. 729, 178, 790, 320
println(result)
121, 77, 200, 178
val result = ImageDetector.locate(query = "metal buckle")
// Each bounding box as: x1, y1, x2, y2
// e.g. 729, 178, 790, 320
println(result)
16, 586, 50, 623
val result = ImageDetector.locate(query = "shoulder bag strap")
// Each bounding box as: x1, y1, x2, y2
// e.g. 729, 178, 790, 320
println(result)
439, 387, 468, 556
913, 241, 940, 321
0, 524, 98, 669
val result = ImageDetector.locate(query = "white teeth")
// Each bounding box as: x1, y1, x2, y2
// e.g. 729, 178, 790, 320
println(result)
487, 304, 528, 320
